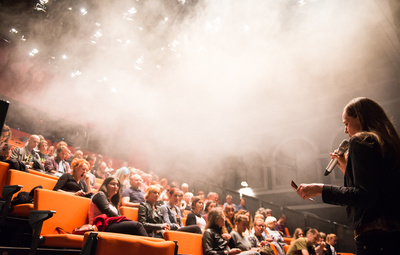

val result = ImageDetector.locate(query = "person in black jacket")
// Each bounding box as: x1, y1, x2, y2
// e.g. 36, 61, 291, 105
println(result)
295, 97, 400, 255
203, 208, 241, 255
138, 185, 170, 237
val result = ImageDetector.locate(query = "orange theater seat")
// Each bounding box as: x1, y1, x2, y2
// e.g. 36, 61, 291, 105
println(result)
120, 206, 139, 221
0, 162, 10, 197
270, 243, 278, 255
33, 188, 91, 249
285, 227, 290, 237
28, 169, 59, 180
283, 237, 292, 245
163, 230, 203, 255
82, 232, 176, 255
2, 169, 58, 218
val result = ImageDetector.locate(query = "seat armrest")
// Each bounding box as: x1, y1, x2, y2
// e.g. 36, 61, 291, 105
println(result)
0, 185, 22, 224
29, 210, 55, 255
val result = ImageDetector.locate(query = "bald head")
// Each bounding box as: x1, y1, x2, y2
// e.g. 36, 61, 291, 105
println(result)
130, 174, 143, 189
28, 135, 40, 151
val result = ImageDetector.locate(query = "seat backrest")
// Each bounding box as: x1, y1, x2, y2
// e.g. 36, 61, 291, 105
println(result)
28, 169, 59, 180
269, 243, 278, 255
89, 232, 175, 255
285, 227, 290, 237
7, 169, 58, 196
0, 161, 10, 198
34, 189, 91, 234
120, 206, 139, 221
163, 230, 203, 255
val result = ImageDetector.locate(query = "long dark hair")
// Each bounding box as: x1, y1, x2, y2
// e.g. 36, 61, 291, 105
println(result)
1, 124, 11, 143
98, 177, 122, 208
345, 97, 400, 164
206, 208, 224, 232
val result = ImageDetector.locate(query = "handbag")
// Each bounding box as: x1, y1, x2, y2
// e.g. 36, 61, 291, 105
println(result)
72, 224, 98, 235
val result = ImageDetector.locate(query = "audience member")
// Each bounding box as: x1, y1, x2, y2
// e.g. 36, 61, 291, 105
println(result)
92, 154, 103, 172
114, 166, 130, 191
314, 232, 327, 255
224, 204, 236, 234
73, 150, 84, 160
197, 190, 205, 199
275, 214, 288, 237
265, 209, 272, 218
141, 173, 151, 192
203, 200, 217, 223
85, 154, 97, 188
230, 214, 260, 254
325, 234, 338, 255
88, 177, 147, 236
121, 174, 145, 207
159, 188, 201, 234
104, 159, 114, 177
202, 208, 242, 255
236, 209, 253, 237
37, 140, 49, 164
291, 228, 304, 244
181, 183, 189, 193
183, 192, 193, 211
223, 195, 237, 212
95, 161, 107, 179
207, 192, 219, 204
0, 124, 11, 161
47, 145, 55, 158
248, 219, 274, 251
138, 185, 170, 237
158, 178, 169, 202
265, 216, 286, 255
287, 228, 322, 255
44, 145, 71, 177
11, 134, 44, 171
255, 208, 266, 218
53, 158, 92, 196
186, 196, 207, 232
176, 189, 186, 216
237, 198, 248, 211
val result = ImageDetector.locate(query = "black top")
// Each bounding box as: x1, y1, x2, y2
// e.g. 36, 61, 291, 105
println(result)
186, 211, 202, 226
138, 201, 165, 236
91, 191, 119, 217
53, 173, 88, 193
322, 135, 400, 231
202, 227, 228, 255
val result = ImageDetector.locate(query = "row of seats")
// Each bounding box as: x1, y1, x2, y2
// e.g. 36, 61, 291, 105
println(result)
0, 162, 355, 255
0, 162, 201, 255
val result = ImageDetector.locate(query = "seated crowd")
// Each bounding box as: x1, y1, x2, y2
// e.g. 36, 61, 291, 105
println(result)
1, 125, 340, 255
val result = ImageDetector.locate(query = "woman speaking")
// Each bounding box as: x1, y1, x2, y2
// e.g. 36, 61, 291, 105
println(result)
296, 97, 400, 255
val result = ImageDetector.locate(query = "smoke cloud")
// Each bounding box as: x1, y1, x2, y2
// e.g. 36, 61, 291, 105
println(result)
1, 0, 398, 178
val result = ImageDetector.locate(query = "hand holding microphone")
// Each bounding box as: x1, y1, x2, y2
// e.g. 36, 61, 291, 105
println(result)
324, 139, 349, 176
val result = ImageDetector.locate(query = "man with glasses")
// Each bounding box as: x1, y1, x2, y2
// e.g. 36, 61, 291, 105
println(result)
248, 219, 273, 248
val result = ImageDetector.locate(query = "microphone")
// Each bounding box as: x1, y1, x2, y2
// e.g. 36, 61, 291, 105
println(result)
324, 139, 349, 176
